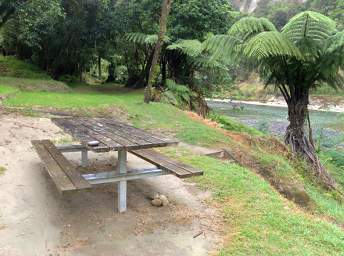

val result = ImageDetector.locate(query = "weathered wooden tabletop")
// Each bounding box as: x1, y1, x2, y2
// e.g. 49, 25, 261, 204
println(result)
52, 118, 178, 152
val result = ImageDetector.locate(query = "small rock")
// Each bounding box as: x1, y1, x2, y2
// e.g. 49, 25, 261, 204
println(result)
151, 198, 163, 207
159, 195, 169, 206
147, 192, 160, 200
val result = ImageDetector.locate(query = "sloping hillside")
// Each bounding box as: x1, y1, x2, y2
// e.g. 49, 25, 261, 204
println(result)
0, 56, 69, 92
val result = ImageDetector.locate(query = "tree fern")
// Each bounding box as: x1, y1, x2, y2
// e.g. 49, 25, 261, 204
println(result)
203, 34, 241, 63
205, 11, 343, 188
325, 31, 344, 57
204, 17, 277, 63
282, 11, 337, 46
243, 31, 303, 61
167, 39, 204, 57
228, 16, 277, 40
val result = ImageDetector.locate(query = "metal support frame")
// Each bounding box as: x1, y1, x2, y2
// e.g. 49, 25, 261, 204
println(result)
81, 149, 88, 167
57, 144, 170, 213
82, 168, 168, 185
56, 144, 86, 153
117, 150, 127, 213
56, 144, 88, 167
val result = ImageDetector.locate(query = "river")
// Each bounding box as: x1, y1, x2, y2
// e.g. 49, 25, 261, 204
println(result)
208, 100, 344, 149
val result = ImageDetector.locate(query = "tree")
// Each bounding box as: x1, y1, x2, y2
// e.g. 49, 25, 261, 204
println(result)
206, 12, 344, 189
166, 39, 225, 117
145, 0, 172, 103
169, 0, 235, 41
0, 0, 27, 27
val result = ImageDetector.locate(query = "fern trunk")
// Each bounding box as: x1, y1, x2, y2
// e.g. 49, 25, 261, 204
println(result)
284, 93, 336, 189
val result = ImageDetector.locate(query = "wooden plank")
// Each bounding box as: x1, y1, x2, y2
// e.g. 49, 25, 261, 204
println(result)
52, 118, 109, 152
99, 118, 179, 145
84, 118, 149, 147
131, 149, 203, 177
31, 140, 76, 192
141, 149, 203, 176
52, 118, 109, 151
99, 118, 171, 145
130, 149, 195, 178
42, 140, 91, 190
52, 117, 178, 151
75, 119, 132, 149
146, 150, 203, 176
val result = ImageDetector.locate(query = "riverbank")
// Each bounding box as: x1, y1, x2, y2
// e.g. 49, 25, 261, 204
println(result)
208, 97, 344, 113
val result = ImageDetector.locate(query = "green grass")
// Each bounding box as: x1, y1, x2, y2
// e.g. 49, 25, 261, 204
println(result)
0, 166, 6, 175
1, 80, 344, 255
0, 56, 68, 92
164, 148, 344, 255
0, 84, 18, 95
0, 76, 69, 92
209, 112, 263, 136
0, 56, 51, 79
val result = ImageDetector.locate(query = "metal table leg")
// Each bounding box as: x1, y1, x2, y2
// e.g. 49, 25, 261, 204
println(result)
117, 150, 127, 213
81, 149, 88, 167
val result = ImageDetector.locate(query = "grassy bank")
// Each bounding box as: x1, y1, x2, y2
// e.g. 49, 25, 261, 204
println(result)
1, 79, 343, 255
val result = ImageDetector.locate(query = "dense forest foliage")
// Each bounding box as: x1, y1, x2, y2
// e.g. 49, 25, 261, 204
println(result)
0, 1, 342, 109
0, 0, 241, 115
0, 1, 342, 93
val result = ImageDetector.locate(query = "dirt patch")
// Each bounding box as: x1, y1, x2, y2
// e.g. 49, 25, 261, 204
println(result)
0, 114, 223, 256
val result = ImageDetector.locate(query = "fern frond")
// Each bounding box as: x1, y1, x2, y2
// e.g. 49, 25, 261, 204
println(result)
203, 34, 241, 63
167, 40, 203, 57
203, 17, 277, 63
228, 17, 277, 40
325, 31, 344, 54
243, 31, 303, 61
192, 56, 226, 70
317, 32, 344, 87
282, 11, 337, 46
125, 33, 170, 45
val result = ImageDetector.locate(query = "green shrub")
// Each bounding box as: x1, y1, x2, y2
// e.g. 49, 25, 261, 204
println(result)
161, 79, 194, 108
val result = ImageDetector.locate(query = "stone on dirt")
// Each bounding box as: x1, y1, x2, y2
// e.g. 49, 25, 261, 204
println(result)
159, 195, 169, 206
150, 194, 169, 207
151, 198, 163, 207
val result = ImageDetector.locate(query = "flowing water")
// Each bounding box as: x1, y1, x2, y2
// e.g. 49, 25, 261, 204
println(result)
208, 100, 344, 149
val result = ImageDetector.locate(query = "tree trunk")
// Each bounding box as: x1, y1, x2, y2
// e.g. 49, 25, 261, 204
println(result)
144, 0, 172, 103
107, 61, 116, 82
284, 94, 336, 189
161, 55, 167, 88
98, 55, 102, 78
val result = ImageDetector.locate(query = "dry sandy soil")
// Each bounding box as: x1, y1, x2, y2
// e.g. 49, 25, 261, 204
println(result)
0, 112, 223, 256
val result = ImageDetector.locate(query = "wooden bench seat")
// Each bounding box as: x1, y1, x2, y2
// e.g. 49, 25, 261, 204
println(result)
31, 140, 91, 193
130, 149, 203, 178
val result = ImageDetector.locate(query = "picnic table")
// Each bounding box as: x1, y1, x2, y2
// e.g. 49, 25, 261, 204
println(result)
32, 118, 203, 213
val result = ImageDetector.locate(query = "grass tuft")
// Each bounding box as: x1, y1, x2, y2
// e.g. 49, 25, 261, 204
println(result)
0, 166, 6, 175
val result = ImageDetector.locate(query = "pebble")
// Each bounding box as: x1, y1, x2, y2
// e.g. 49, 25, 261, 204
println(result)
151, 198, 163, 207
159, 195, 169, 206
150, 194, 170, 207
